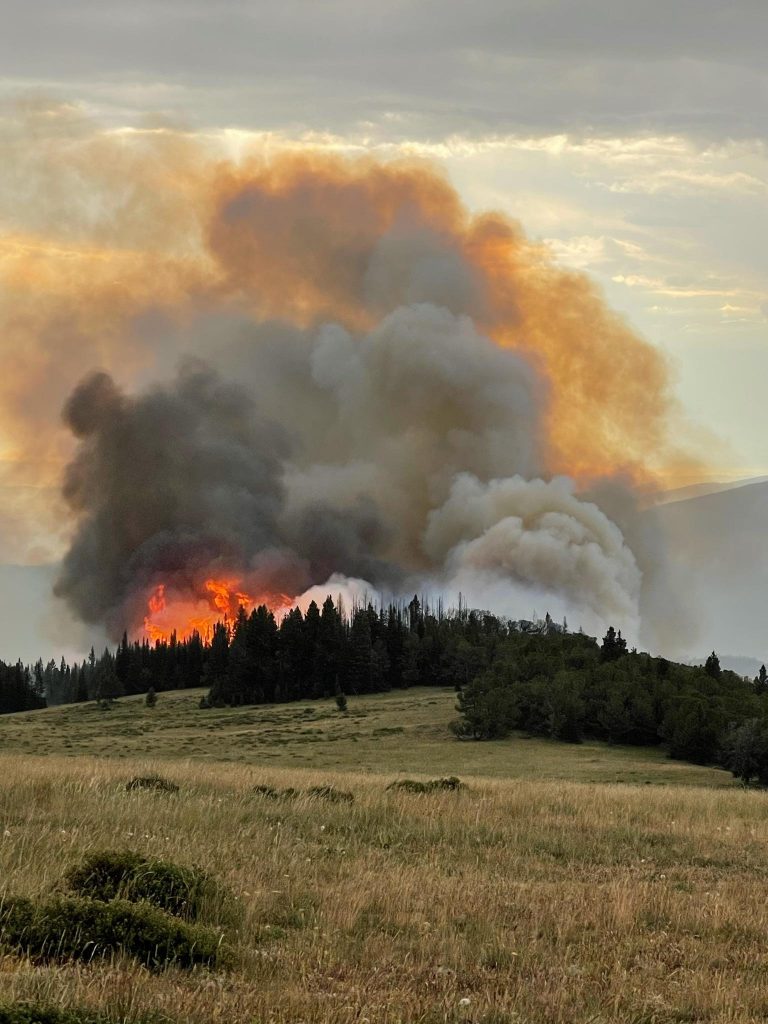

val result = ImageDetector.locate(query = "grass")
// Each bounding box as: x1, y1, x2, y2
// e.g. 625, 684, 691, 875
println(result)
0, 687, 734, 787
0, 756, 765, 1022
0, 688, 757, 1021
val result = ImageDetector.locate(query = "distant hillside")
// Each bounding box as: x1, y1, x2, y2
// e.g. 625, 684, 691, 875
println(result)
656, 475, 768, 506
0, 562, 104, 665
649, 480, 768, 662
0, 685, 732, 787
0, 563, 57, 663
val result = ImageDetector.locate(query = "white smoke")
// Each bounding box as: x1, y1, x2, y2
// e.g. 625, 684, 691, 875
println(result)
289, 574, 381, 618
424, 473, 642, 634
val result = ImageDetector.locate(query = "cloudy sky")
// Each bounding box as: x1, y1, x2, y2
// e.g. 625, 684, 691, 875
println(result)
2, 0, 765, 478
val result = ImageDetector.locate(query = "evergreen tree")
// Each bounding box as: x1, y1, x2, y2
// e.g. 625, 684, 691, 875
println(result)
601, 626, 626, 663
348, 608, 373, 693
206, 622, 230, 702
319, 596, 344, 698
334, 681, 348, 714
94, 649, 120, 704
723, 718, 768, 785
704, 651, 722, 681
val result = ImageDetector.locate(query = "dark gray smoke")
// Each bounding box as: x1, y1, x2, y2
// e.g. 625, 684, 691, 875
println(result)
54, 362, 302, 634
55, 304, 648, 642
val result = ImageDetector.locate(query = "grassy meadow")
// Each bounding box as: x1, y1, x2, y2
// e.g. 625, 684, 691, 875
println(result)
0, 687, 734, 787
1, 688, 766, 1022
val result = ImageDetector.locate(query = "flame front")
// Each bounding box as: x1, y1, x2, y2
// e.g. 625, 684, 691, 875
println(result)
142, 577, 292, 642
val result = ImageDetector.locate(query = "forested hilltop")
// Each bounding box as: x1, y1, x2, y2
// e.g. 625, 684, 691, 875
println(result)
3, 595, 768, 782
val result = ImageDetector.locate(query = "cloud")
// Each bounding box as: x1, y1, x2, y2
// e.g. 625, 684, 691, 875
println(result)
0, 1, 766, 139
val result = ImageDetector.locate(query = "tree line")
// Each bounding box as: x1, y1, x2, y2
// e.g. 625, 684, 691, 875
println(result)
17, 595, 507, 709
6, 596, 768, 784
0, 659, 46, 714
453, 624, 768, 781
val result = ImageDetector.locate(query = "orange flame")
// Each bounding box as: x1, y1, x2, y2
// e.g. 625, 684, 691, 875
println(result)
142, 577, 292, 643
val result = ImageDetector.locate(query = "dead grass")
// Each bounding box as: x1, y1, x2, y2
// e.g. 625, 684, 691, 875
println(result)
0, 754, 765, 1022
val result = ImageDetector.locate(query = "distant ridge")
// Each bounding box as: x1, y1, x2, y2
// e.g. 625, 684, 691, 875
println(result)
648, 479, 768, 663
656, 475, 768, 507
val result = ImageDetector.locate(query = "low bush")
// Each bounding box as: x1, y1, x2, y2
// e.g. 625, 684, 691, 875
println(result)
0, 1008, 92, 1024
386, 776, 466, 794
252, 784, 354, 803
0, 1007, 102, 1024
305, 785, 354, 804
65, 850, 231, 924
125, 775, 179, 794
0, 1005, 168, 1024
252, 784, 279, 800
0, 894, 228, 971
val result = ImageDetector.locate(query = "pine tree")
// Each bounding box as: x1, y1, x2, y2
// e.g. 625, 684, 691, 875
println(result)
348, 608, 373, 693
334, 681, 348, 713
115, 631, 131, 693
704, 651, 722, 681
600, 626, 628, 663
206, 621, 230, 702
319, 596, 344, 698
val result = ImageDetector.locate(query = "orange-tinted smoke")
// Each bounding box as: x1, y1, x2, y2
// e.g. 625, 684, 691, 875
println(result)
0, 108, 703, 567
205, 151, 697, 486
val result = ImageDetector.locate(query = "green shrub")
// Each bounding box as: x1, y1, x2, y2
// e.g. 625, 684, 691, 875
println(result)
0, 1005, 169, 1024
125, 775, 179, 794
0, 1006, 102, 1024
386, 776, 466, 794
65, 850, 231, 924
432, 775, 465, 791
0, 894, 228, 971
386, 779, 430, 793
252, 784, 353, 803
252, 784, 279, 800
305, 785, 354, 804
0, 1007, 89, 1024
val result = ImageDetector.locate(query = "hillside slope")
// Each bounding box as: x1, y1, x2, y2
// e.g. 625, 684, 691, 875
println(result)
0, 686, 733, 787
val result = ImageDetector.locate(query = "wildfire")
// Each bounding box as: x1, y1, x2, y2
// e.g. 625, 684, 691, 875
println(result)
142, 577, 292, 643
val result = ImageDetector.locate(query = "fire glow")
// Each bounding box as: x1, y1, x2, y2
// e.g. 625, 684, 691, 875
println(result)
142, 578, 293, 642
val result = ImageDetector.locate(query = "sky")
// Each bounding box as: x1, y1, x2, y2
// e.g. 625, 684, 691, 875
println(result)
1, 0, 765, 478
0, 0, 766, 663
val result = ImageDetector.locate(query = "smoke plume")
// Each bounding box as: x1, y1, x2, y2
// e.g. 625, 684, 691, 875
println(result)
0, 102, 705, 648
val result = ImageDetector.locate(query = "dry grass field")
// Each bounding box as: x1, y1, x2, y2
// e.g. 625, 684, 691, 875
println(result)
0, 689, 764, 1023
0, 687, 734, 787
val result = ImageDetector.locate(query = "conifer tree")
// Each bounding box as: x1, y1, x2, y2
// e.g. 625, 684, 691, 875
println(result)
704, 651, 722, 681
348, 608, 373, 693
